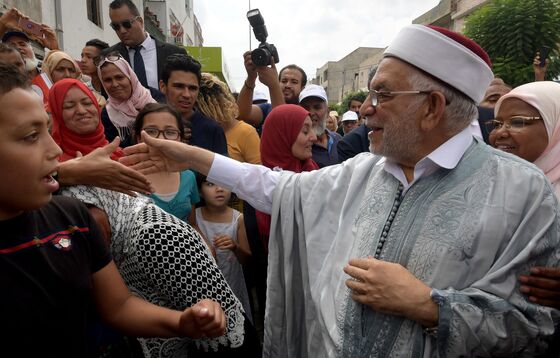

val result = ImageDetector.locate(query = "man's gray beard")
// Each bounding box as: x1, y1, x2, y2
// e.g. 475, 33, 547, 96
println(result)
371, 100, 423, 163
313, 119, 326, 137
25, 55, 39, 73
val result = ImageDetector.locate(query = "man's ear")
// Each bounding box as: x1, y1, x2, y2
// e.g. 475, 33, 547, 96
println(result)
419, 91, 446, 132
159, 80, 166, 94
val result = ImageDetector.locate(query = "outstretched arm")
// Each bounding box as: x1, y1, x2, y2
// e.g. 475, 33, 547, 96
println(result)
121, 132, 281, 213
92, 261, 226, 339
120, 131, 215, 176
57, 138, 153, 196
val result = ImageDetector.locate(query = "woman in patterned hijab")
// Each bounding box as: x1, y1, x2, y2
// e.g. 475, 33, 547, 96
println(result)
60, 185, 256, 356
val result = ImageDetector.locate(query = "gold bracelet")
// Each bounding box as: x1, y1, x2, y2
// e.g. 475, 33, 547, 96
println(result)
244, 80, 255, 90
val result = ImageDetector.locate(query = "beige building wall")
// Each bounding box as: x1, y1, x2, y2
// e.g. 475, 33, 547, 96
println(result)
413, 0, 490, 32
452, 0, 489, 31
314, 47, 384, 105
356, 50, 385, 90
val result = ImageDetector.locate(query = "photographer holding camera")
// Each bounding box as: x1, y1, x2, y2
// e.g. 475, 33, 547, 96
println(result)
237, 9, 307, 130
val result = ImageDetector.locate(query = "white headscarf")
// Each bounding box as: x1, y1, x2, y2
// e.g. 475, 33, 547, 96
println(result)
495, 81, 560, 197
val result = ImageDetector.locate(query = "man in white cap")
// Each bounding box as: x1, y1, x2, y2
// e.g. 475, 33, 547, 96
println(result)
340, 110, 360, 135
252, 88, 269, 104
122, 25, 560, 357
299, 84, 342, 167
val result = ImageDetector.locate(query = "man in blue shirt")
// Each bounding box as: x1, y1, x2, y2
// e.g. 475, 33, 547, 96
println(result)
299, 84, 341, 168
159, 54, 228, 156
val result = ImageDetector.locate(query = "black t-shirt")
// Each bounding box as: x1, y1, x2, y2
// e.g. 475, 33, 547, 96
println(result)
0, 196, 112, 357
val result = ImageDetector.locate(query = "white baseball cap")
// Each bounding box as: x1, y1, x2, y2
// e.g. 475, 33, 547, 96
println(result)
341, 110, 359, 122
299, 84, 327, 103
252, 89, 268, 102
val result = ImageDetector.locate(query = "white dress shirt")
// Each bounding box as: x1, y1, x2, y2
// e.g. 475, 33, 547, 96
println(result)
469, 118, 483, 140
207, 127, 475, 212
127, 34, 158, 88
383, 126, 474, 194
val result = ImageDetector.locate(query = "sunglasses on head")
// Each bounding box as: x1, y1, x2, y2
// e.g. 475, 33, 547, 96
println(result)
110, 16, 140, 31
94, 52, 123, 67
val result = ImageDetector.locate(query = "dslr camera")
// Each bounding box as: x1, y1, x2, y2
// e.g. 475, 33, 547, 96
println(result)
247, 9, 279, 66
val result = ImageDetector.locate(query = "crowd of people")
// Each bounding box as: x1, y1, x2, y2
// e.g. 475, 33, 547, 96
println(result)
0, 0, 559, 357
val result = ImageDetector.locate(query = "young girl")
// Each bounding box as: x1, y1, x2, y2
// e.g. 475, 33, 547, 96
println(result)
134, 103, 199, 224
195, 176, 253, 322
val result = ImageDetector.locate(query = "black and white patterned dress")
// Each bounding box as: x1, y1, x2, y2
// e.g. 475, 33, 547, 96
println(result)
60, 186, 245, 358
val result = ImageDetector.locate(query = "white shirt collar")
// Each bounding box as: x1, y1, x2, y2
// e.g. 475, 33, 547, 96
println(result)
383, 126, 474, 193
126, 33, 155, 50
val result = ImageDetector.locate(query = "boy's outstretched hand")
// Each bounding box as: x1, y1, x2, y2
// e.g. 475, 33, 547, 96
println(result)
179, 299, 226, 338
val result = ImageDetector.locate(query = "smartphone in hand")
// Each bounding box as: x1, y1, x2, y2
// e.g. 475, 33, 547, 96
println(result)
539, 46, 551, 67
18, 18, 43, 38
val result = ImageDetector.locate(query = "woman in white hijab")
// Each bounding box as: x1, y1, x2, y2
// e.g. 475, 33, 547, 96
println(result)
491, 80, 560, 310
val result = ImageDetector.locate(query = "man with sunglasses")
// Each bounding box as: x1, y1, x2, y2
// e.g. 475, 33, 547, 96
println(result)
105, 0, 186, 90
122, 24, 560, 357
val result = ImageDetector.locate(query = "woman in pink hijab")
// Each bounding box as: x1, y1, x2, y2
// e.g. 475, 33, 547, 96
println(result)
490, 80, 560, 310
97, 53, 163, 147
491, 81, 560, 196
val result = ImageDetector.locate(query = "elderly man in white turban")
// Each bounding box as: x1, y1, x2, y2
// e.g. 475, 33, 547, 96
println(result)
122, 25, 560, 357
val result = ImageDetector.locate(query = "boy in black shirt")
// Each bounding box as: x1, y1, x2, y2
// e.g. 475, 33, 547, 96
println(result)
0, 63, 226, 357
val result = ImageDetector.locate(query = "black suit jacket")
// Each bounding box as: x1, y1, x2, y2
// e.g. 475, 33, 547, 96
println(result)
104, 36, 187, 85
477, 106, 494, 145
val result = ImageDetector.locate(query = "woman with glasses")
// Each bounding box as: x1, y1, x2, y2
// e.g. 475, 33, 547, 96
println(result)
134, 103, 200, 225
489, 81, 559, 192
97, 53, 163, 148
490, 80, 560, 311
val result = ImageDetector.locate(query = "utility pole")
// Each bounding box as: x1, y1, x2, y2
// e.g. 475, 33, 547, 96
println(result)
248, 0, 251, 50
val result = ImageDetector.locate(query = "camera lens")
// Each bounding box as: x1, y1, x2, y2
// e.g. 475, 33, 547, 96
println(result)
251, 47, 271, 66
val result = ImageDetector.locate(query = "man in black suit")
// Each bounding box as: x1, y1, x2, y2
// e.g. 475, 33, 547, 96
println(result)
105, 0, 186, 89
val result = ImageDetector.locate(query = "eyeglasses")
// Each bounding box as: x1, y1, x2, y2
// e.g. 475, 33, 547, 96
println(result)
369, 89, 432, 107
143, 127, 181, 140
485, 116, 541, 133
110, 16, 141, 31
368, 89, 451, 107
94, 53, 123, 67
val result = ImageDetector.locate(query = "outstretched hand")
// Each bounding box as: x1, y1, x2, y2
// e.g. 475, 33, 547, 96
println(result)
59, 137, 152, 196
178, 299, 226, 338
120, 131, 193, 174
